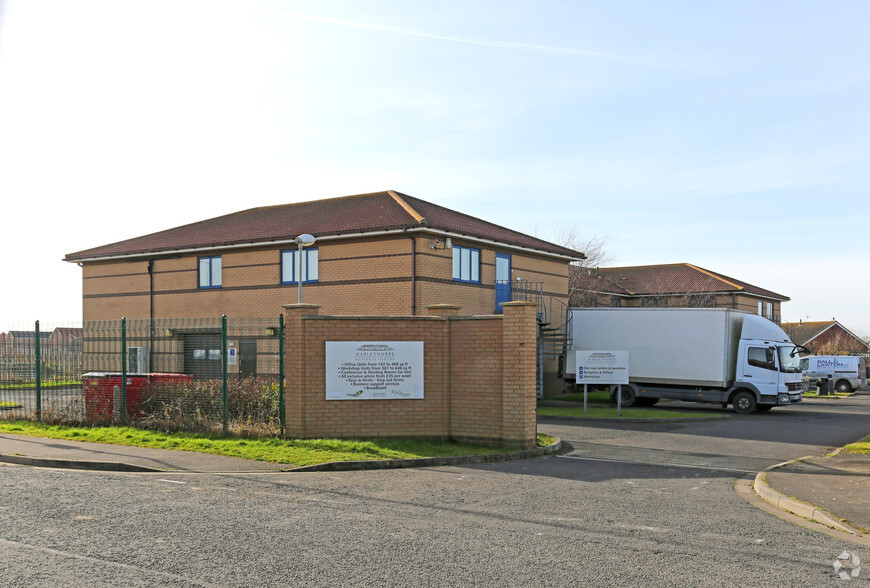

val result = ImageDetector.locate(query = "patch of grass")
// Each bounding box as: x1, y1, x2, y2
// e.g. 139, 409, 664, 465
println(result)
0, 402, 23, 409
536, 432, 557, 447
802, 392, 851, 398
0, 381, 81, 390
552, 390, 613, 404
0, 421, 544, 467
537, 406, 712, 419
845, 435, 870, 454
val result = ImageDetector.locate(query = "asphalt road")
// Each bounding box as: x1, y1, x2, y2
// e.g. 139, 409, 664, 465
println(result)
1, 396, 868, 587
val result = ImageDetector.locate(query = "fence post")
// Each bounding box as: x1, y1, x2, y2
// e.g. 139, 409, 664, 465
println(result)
35, 320, 42, 420
121, 317, 128, 422
278, 313, 285, 437
222, 315, 228, 435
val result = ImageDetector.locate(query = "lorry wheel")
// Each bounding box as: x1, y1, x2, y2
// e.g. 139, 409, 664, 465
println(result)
618, 386, 638, 408
835, 380, 852, 394
732, 391, 757, 414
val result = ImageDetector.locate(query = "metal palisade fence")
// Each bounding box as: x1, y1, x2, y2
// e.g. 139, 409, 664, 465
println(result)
0, 316, 285, 437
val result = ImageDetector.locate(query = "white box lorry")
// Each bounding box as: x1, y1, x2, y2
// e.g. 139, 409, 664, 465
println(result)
564, 308, 804, 413
799, 355, 867, 393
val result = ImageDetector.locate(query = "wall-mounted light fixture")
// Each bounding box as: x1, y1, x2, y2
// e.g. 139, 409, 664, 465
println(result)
266, 327, 278, 337
429, 237, 452, 250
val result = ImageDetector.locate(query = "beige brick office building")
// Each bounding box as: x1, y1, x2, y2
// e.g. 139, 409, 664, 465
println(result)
65, 191, 582, 322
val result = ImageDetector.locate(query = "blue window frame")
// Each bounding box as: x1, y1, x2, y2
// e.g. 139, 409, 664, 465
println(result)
452, 245, 480, 283
495, 252, 511, 313
198, 256, 222, 289
281, 248, 319, 284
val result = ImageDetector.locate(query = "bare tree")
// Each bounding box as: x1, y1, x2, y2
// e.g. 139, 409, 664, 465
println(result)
551, 225, 614, 307
812, 330, 867, 356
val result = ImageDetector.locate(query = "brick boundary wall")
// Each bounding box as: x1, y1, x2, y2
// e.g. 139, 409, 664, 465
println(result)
282, 301, 538, 448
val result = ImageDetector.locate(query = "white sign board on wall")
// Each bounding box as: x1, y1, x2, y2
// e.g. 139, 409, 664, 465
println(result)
575, 351, 629, 385
326, 341, 424, 400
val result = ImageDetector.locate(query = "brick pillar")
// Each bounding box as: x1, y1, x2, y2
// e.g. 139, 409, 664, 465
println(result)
426, 305, 459, 441
282, 304, 321, 438
500, 301, 537, 448
426, 304, 461, 317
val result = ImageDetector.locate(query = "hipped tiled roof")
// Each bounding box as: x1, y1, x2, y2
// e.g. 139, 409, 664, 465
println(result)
780, 320, 870, 351
65, 191, 583, 261
580, 263, 789, 301
780, 321, 835, 346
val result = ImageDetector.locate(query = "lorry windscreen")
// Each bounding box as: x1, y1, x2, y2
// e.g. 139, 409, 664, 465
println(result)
778, 346, 802, 373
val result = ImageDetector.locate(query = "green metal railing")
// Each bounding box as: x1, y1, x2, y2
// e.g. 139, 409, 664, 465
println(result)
0, 316, 286, 437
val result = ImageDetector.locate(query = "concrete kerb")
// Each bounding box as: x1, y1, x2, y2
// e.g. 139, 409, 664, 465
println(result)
0, 453, 162, 473
538, 414, 731, 424
753, 457, 864, 536
0, 440, 563, 474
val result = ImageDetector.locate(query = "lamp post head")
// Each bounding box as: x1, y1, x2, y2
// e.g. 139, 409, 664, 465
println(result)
294, 233, 316, 247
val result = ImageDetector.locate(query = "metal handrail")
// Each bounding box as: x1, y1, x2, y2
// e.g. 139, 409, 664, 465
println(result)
497, 279, 573, 350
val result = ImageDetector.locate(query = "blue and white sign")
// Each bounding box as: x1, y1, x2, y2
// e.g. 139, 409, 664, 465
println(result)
575, 351, 629, 385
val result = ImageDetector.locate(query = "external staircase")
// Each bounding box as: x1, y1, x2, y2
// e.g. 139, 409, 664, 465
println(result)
497, 279, 572, 398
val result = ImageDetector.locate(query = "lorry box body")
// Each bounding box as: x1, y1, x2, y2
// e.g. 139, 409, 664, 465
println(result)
565, 308, 744, 388
564, 308, 804, 413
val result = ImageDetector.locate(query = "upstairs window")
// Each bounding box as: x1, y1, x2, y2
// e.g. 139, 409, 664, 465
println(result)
281, 248, 319, 284
452, 245, 480, 283
198, 256, 222, 289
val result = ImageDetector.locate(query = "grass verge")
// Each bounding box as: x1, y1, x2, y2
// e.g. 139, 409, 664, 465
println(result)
845, 435, 870, 454
537, 406, 715, 419
802, 392, 851, 398
0, 380, 81, 390
551, 390, 613, 404
0, 421, 551, 467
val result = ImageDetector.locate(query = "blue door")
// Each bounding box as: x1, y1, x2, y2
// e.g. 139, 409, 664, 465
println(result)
495, 253, 511, 313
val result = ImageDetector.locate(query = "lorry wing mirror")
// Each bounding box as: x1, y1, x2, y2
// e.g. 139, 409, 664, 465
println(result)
791, 345, 812, 357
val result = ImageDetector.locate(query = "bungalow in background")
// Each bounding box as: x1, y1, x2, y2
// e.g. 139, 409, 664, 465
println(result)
781, 320, 870, 356
571, 262, 789, 324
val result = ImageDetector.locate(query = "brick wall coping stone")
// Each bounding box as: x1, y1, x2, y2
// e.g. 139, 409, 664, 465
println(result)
301, 315, 445, 321
300, 315, 503, 321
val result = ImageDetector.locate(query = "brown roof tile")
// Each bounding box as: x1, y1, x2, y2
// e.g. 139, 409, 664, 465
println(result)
779, 320, 870, 351
582, 263, 789, 300
64, 191, 583, 261
780, 321, 835, 346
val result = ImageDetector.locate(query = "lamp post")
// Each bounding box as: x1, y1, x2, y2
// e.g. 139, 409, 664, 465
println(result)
294, 233, 316, 303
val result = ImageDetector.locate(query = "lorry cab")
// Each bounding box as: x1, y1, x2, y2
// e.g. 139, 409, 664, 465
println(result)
729, 314, 803, 412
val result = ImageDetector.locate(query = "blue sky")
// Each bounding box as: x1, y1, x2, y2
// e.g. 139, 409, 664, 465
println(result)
0, 1, 867, 336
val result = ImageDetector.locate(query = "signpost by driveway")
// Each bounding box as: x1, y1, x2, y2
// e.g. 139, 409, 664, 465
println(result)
575, 350, 629, 415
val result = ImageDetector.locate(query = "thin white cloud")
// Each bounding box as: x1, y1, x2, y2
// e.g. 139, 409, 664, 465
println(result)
259, 10, 711, 74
